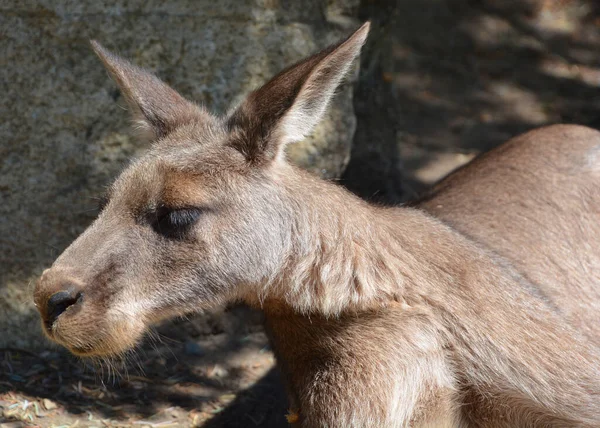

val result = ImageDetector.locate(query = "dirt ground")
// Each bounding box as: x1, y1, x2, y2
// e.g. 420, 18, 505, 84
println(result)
2, 0, 599, 427
1, 306, 287, 428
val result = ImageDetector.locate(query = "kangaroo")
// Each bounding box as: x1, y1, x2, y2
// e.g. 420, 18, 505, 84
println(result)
34, 23, 600, 427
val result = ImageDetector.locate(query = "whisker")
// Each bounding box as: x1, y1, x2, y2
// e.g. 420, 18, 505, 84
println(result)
74, 208, 101, 214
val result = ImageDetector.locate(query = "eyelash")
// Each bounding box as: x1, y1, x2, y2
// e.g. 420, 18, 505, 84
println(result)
151, 206, 202, 239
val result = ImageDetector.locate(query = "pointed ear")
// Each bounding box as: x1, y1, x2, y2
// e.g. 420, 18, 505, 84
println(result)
91, 41, 202, 141
227, 22, 370, 163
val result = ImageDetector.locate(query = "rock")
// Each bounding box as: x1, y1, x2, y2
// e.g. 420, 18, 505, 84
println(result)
0, 0, 360, 349
42, 398, 57, 411
207, 364, 228, 379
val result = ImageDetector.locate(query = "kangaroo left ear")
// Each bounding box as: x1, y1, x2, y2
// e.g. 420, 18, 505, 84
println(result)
91, 41, 204, 142
227, 22, 370, 164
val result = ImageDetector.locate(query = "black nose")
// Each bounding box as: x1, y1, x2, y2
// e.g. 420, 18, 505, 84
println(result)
46, 290, 82, 328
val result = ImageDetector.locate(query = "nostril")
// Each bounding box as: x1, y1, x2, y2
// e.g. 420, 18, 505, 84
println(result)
46, 290, 83, 328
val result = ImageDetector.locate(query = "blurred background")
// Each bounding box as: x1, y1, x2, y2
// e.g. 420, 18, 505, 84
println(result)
1, 0, 599, 426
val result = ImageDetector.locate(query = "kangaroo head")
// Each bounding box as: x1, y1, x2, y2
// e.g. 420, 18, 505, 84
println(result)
34, 23, 369, 357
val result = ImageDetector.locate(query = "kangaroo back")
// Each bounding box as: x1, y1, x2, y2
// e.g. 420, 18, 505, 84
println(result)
419, 124, 600, 345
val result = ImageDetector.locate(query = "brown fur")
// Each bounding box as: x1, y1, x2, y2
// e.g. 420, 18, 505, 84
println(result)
34, 23, 600, 427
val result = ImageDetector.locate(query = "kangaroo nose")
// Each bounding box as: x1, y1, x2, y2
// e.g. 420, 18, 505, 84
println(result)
46, 290, 82, 327
35, 269, 85, 332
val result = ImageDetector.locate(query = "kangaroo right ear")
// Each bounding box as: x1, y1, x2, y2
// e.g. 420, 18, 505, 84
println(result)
227, 22, 370, 165
91, 41, 203, 142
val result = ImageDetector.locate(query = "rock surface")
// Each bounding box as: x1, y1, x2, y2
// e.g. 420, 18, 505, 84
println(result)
0, 0, 360, 348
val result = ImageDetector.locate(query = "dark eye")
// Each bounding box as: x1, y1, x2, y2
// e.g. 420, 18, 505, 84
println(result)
151, 207, 202, 239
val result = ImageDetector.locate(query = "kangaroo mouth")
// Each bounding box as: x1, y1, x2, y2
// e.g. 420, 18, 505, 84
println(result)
43, 303, 147, 358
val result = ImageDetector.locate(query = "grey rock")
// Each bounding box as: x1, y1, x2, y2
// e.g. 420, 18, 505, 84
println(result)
0, 0, 360, 349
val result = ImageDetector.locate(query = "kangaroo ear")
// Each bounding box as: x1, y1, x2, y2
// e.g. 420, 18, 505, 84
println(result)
91, 41, 202, 141
227, 22, 370, 164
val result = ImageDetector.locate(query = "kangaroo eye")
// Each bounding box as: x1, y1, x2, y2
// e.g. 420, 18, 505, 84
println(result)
151, 206, 202, 239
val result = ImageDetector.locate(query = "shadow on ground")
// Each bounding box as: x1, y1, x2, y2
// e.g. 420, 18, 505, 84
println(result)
201, 369, 288, 428
343, 0, 600, 201
1, 305, 288, 427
